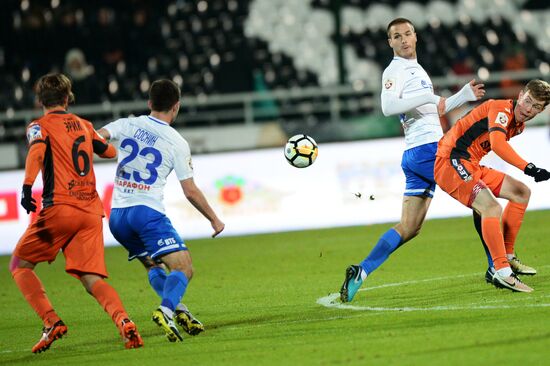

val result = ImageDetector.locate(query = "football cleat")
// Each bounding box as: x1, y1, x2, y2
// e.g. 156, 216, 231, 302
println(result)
119, 318, 144, 349
484, 267, 495, 284
508, 256, 536, 275
492, 272, 533, 293
152, 308, 183, 342
32, 320, 68, 353
175, 309, 204, 336
339, 265, 364, 303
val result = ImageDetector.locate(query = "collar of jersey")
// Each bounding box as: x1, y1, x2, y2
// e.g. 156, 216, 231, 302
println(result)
147, 115, 169, 125
393, 56, 418, 63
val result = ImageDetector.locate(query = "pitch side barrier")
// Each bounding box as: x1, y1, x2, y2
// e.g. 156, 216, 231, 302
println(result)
0, 126, 549, 254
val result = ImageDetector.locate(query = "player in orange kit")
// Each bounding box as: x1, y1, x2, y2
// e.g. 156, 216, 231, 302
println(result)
9, 73, 143, 353
435, 79, 550, 292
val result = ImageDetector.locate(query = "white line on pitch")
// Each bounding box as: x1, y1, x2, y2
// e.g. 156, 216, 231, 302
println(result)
318, 267, 550, 312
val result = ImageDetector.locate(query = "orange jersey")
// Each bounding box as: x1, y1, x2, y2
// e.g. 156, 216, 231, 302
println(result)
24, 110, 114, 215
436, 99, 528, 170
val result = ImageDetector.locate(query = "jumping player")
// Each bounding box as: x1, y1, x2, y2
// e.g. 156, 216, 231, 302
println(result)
10, 73, 143, 353
98, 79, 225, 342
435, 79, 550, 292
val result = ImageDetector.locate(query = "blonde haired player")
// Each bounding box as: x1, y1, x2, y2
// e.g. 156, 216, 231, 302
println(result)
10, 73, 143, 353
435, 79, 550, 292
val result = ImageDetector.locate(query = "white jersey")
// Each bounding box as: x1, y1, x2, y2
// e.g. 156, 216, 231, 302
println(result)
103, 115, 193, 213
381, 56, 442, 150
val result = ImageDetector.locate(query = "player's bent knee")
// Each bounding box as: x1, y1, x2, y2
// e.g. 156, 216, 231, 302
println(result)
171, 264, 193, 280
9, 256, 34, 273
397, 222, 422, 242
78, 274, 102, 294
185, 266, 194, 280
483, 201, 502, 217
517, 183, 531, 202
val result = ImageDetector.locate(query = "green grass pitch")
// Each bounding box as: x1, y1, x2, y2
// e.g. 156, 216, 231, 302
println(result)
1, 210, 550, 365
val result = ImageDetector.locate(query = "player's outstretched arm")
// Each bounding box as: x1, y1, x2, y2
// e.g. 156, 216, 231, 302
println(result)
440, 79, 485, 115
381, 92, 440, 117
20, 142, 46, 213
97, 128, 111, 140
92, 129, 116, 159
489, 130, 528, 171
488, 132, 550, 183
180, 177, 225, 237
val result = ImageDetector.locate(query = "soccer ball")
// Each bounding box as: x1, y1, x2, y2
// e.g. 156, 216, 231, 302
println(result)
284, 134, 318, 168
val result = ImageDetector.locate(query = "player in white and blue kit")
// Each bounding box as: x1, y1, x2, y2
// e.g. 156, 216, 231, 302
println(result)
99, 80, 225, 340
340, 18, 486, 302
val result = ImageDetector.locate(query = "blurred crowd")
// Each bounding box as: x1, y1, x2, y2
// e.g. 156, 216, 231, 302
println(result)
0, 0, 546, 112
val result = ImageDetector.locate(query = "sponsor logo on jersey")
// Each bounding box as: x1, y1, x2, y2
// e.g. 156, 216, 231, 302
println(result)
26, 124, 42, 143
157, 237, 177, 246
67, 179, 95, 190
115, 178, 151, 191
495, 112, 509, 126
187, 157, 193, 170
421, 80, 432, 90
451, 158, 472, 182
384, 78, 395, 90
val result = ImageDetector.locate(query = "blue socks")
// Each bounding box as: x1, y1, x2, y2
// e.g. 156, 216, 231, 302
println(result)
360, 228, 403, 275
160, 270, 189, 311
148, 266, 167, 298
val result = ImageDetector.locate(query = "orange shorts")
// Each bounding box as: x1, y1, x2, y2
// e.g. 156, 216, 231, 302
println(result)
13, 205, 108, 278
434, 156, 505, 207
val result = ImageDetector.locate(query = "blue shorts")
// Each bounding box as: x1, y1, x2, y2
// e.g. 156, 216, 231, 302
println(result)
401, 142, 437, 198
109, 205, 187, 261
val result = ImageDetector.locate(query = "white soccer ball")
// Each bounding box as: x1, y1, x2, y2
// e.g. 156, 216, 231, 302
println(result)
284, 134, 318, 168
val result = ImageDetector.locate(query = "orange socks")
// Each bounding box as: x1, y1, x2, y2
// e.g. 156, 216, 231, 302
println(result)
502, 202, 527, 255
90, 279, 128, 326
12, 268, 61, 327
481, 217, 508, 270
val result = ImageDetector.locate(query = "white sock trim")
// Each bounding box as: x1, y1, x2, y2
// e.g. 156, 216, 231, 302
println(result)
497, 267, 513, 277
159, 305, 174, 319
360, 268, 368, 281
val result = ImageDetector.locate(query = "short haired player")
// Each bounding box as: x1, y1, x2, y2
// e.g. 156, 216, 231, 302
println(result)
98, 79, 224, 342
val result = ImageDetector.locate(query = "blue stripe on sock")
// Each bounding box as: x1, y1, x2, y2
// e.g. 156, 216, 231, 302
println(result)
360, 228, 402, 275
482, 241, 494, 268
161, 271, 189, 311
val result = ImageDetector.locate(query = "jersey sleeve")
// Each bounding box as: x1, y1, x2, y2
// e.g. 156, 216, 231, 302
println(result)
26, 120, 48, 146
102, 118, 126, 141
93, 132, 116, 158
380, 67, 439, 116
487, 101, 528, 170
23, 120, 48, 185
444, 82, 477, 113
173, 137, 194, 181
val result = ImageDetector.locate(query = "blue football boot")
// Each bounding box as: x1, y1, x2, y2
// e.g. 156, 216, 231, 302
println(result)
340, 265, 363, 303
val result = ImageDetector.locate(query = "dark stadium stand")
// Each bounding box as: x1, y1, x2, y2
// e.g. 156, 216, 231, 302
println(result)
0, 0, 548, 147
2, 0, 547, 107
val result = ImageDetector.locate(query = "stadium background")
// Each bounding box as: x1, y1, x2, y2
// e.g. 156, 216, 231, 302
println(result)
0, 0, 549, 252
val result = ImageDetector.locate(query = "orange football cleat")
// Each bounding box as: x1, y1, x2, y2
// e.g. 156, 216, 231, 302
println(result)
32, 320, 68, 353
119, 319, 144, 349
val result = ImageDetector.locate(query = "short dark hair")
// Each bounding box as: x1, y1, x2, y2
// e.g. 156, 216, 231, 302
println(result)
35, 73, 75, 108
387, 18, 415, 39
524, 79, 550, 107
149, 79, 181, 112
